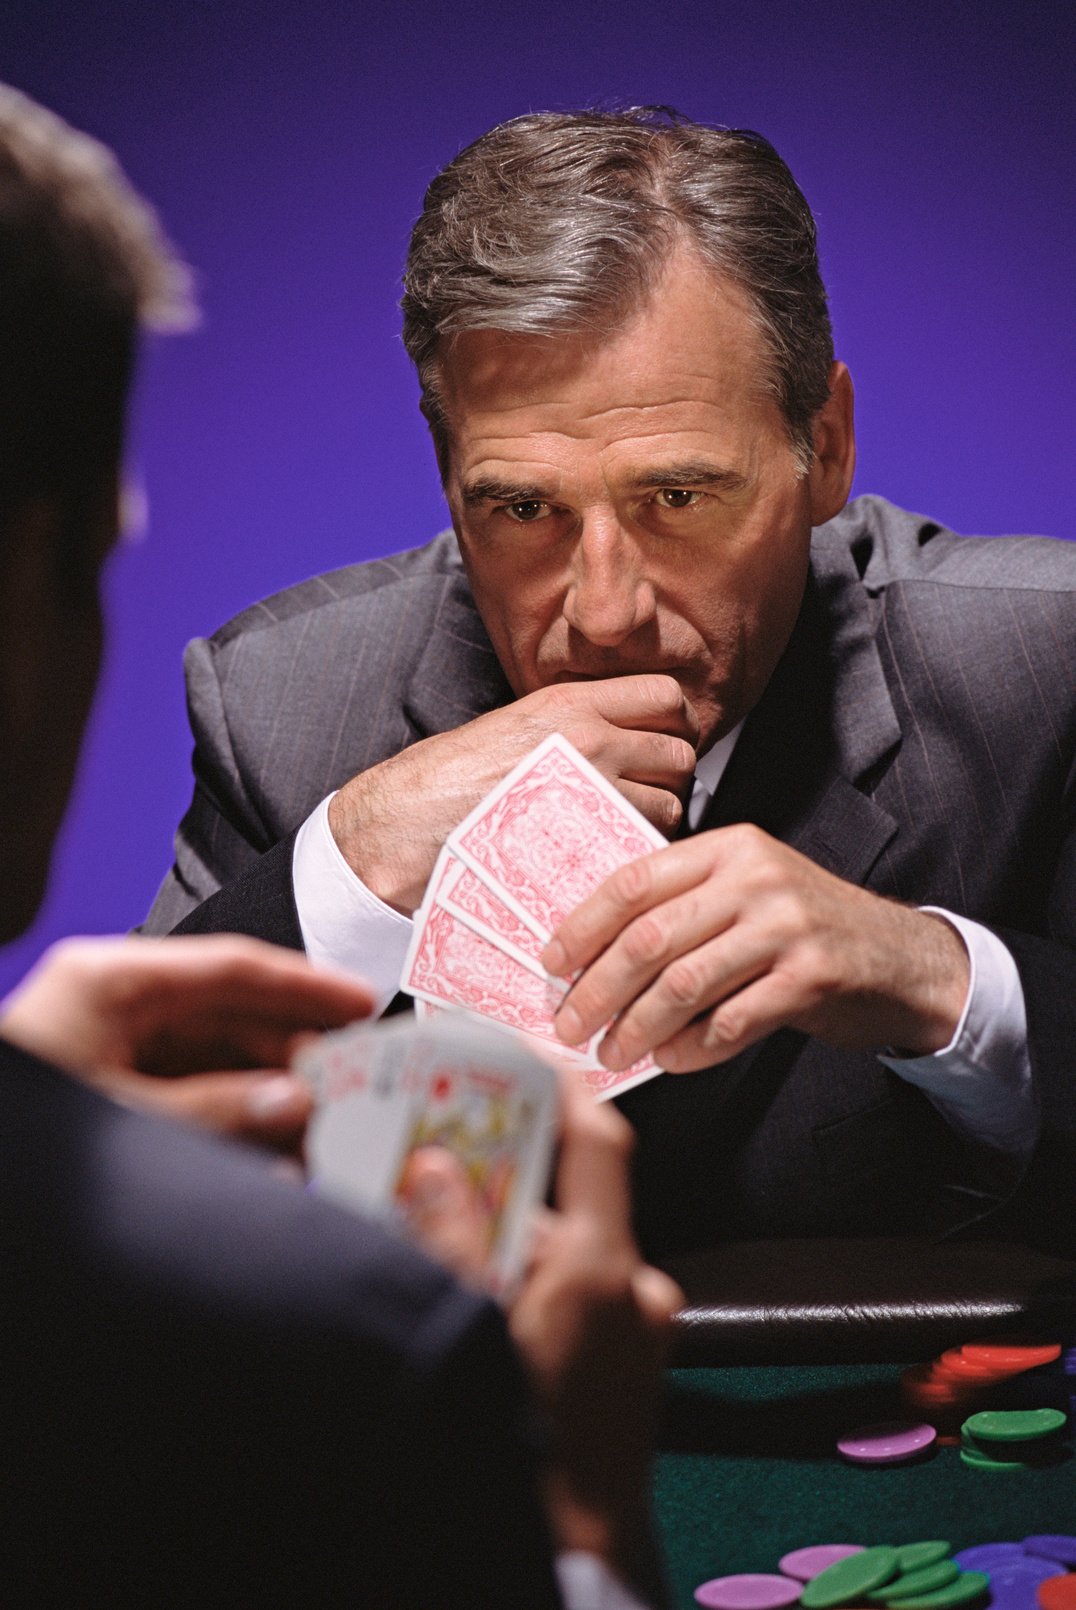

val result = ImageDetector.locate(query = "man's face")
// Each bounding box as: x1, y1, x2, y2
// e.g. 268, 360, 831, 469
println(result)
438, 249, 850, 755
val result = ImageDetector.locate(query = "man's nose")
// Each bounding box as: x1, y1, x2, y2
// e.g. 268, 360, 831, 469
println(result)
562, 513, 656, 646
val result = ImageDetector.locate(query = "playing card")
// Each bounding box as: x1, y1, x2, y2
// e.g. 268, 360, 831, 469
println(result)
430, 846, 550, 977
296, 1014, 558, 1297
401, 895, 578, 1050
399, 733, 667, 1102
447, 732, 665, 940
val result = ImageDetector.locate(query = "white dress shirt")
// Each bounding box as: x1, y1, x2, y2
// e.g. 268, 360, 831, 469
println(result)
293, 728, 1035, 1160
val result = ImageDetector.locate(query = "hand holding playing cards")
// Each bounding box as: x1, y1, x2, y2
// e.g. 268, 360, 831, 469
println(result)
409, 1068, 681, 1603
545, 824, 971, 1070
0, 935, 375, 1152
329, 673, 698, 913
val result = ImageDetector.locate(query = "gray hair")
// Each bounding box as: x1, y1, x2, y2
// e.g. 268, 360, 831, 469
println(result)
402, 107, 833, 470
0, 84, 195, 528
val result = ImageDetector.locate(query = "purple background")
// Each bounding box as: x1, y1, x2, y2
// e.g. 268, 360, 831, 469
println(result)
1, 0, 1073, 995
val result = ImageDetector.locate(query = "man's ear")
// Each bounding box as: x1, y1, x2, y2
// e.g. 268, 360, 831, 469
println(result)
807, 361, 856, 526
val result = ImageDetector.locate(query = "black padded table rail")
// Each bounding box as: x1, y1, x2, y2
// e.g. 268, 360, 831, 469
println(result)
664, 1238, 1076, 1365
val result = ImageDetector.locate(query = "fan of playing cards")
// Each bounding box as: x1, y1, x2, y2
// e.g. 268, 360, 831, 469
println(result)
401, 732, 667, 1101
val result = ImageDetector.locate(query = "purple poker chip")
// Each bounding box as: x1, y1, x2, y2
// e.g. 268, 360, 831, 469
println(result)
779, 1545, 865, 1582
952, 1543, 1025, 1571
836, 1420, 936, 1465
694, 1573, 804, 1609
982, 1555, 1065, 1610
1023, 1535, 1076, 1568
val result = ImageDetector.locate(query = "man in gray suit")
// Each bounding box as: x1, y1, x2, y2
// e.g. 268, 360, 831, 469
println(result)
149, 108, 1076, 1258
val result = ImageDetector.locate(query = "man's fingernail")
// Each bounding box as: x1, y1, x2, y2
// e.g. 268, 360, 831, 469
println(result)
247, 1076, 305, 1118
599, 1035, 623, 1068
556, 1004, 583, 1042
543, 939, 566, 974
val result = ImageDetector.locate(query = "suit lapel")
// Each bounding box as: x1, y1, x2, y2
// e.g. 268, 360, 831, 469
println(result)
402, 571, 513, 738
699, 526, 902, 890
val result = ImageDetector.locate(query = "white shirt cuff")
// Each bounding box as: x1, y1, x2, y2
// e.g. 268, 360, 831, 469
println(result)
877, 907, 1037, 1160
555, 1552, 657, 1610
292, 794, 413, 1015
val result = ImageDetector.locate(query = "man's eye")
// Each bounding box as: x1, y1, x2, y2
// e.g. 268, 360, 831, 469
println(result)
504, 499, 550, 523
656, 488, 700, 509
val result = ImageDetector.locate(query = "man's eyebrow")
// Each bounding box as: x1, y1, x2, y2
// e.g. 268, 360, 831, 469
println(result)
460, 476, 554, 505
626, 462, 748, 492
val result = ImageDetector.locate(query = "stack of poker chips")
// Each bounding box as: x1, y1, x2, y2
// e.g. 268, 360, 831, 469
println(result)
959, 1407, 1069, 1471
694, 1535, 1076, 1610
900, 1339, 1064, 1444
798, 1542, 987, 1609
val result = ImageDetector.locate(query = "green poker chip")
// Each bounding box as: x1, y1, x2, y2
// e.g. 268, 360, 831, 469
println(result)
893, 1545, 952, 1573
883, 1570, 989, 1609
959, 1444, 1028, 1471
800, 1545, 900, 1608
871, 1560, 959, 1601
961, 1408, 1067, 1442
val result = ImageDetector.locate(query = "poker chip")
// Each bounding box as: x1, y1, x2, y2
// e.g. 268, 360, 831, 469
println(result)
837, 1421, 936, 1466
693, 1573, 803, 1609
779, 1545, 865, 1582
952, 1543, 1026, 1571
959, 1444, 1030, 1472
1025, 1538, 1076, 1569
800, 1545, 900, 1608
963, 1408, 1068, 1442
882, 1569, 989, 1609
983, 1556, 1067, 1610
960, 1340, 1063, 1372
1038, 1576, 1076, 1610
871, 1559, 959, 1600
895, 1545, 952, 1573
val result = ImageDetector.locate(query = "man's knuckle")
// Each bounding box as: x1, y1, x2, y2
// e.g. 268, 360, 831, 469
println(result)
613, 854, 653, 906
663, 956, 706, 1008
623, 911, 669, 968
641, 672, 680, 712
704, 1005, 744, 1053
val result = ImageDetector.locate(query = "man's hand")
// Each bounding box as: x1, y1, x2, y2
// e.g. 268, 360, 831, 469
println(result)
0, 935, 375, 1152
543, 824, 971, 1072
328, 673, 698, 913
404, 1070, 681, 1601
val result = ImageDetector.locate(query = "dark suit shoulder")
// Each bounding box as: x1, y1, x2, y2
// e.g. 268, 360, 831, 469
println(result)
209, 528, 465, 647
1, 1040, 558, 1608
820, 494, 1076, 598
0, 1037, 482, 1356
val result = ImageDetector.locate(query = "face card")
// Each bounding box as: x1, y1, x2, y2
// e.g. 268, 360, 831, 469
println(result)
447, 732, 666, 940
296, 1015, 559, 1296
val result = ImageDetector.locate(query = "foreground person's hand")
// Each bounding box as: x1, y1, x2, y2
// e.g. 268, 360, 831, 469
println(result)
407, 1068, 681, 1605
0, 935, 375, 1153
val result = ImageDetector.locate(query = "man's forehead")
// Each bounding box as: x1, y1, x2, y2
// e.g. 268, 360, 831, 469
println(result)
434, 252, 772, 460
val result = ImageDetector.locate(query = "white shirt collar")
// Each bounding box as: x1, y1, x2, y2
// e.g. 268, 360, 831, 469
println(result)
687, 720, 745, 830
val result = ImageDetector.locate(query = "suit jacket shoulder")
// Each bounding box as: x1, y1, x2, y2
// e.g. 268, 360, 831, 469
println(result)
820, 492, 1076, 595
142, 530, 510, 932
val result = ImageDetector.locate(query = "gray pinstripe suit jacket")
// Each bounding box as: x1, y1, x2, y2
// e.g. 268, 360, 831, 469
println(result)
145, 496, 1076, 1257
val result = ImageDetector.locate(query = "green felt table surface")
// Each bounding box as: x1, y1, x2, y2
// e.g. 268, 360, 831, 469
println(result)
654, 1365, 1076, 1610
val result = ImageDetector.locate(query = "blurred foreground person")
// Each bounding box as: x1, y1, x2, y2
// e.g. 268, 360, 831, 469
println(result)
0, 87, 677, 1608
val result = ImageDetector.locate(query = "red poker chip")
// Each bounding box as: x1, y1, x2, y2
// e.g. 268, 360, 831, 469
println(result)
934, 1348, 1009, 1382
961, 1339, 1062, 1372
901, 1365, 974, 1406
1036, 1575, 1076, 1610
